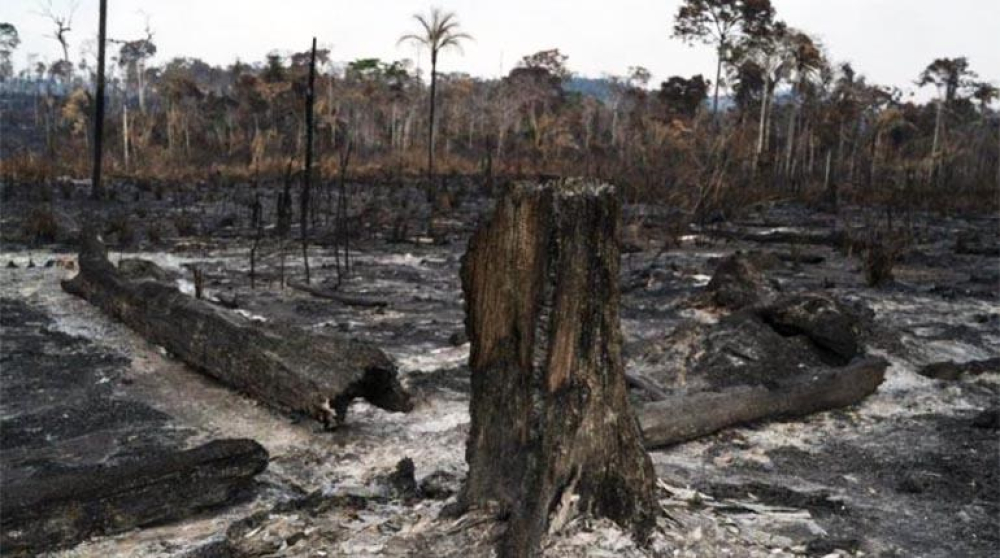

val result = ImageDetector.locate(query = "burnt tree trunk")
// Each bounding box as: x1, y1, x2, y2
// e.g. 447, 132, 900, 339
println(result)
301, 37, 317, 284
457, 180, 656, 556
90, 0, 107, 201
62, 233, 412, 426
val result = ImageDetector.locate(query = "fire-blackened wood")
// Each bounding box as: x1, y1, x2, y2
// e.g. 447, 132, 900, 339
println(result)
288, 280, 388, 308
456, 179, 656, 556
1, 439, 267, 555
638, 357, 888, 448
62, 233, 412, 425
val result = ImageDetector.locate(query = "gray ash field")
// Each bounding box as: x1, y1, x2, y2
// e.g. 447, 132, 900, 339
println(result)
1, 180, 997, 557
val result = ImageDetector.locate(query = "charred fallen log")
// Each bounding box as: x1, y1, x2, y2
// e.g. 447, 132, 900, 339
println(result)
62, 233, 412, 425
455, 180, 656, 556
709, 228, 846, 247
0, 439, 267, 555
633, 255, 885, 446
638, 357, 887, 448
288, 280, 388, 308
703, 254, 779, 310
918, 358, 1000, 380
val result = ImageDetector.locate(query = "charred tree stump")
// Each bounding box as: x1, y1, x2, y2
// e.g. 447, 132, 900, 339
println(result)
62, 233, 412, 426
456, 180, 656, 556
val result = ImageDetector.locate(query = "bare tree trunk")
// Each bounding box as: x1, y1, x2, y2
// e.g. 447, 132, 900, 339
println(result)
712, 47, 723, 117
138, 60, 146, 113
824, 149, 835, 209
121, 94, 129, 172
870, 129, 882, 188
931, 96, 943, 161
90, 0, 108, 200
249, 192, 262, 289
335, 138, 353, 285
300, 38, 317, 284
784, 101, 797, 183
454, 180, 656, 557
754, 78, 771, 171
427, 52, 438, 178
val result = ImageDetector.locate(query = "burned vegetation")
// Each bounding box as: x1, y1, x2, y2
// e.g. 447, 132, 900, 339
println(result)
1, 0, 998, 557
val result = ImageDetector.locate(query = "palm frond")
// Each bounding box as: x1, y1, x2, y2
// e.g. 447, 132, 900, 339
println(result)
397, 33, 428, 47
399, 8, 471, 57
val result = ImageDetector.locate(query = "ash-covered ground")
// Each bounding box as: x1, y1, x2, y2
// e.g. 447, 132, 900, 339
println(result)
1, 180, 997, 557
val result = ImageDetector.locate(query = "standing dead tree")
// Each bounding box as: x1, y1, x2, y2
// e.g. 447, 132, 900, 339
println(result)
276, 158, 294, 237
276, 159, 295, 287
334, 131, 354, 285
300, 37, 318, 284
90, 0, 107, 200
249, 192, 263, 289
39, 0, 77, 73
453, 179, 656, 556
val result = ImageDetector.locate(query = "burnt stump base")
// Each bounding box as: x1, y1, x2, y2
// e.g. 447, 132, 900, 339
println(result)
455, 179, 656, 556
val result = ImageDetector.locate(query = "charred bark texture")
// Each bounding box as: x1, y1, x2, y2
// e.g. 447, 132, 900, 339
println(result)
62, 233, 412, 425
638, 357, 887, 448
457, 179, 656, 556
710, 228, 847, 247
1, 439, 267, 555
288, 280, 388, 308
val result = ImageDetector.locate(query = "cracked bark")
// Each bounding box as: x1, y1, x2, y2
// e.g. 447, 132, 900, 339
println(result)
456, 179, 656, 557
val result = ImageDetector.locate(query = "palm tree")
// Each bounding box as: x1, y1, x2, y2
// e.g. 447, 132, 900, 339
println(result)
780, 30, 825, 181
398, 7, 471, 178
672, 0, 775, 117
918, 57, 976, 168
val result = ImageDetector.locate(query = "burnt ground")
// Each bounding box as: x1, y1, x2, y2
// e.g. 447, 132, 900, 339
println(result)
1, 179, 998, 557
0, 297, 184, 476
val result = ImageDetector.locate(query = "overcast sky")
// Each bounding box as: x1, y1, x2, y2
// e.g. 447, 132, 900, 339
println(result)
5, 0, 999, 100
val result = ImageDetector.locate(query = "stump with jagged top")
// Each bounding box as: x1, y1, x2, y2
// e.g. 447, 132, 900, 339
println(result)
456, 179, 656, 556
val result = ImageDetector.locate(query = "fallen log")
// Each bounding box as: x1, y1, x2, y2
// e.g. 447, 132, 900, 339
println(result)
287, 280, 388, 308
626, 371, 671, 400
775, 251, 826, 265
638, 357, 887, 448
210, 291, 240, 309
709, 228, 846, 247
918, 358, 1000, 380
0, 439, 267, 555
62, 233, 412, 426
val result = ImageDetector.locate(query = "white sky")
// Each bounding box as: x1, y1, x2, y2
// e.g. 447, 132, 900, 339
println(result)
4, 0, 999, 101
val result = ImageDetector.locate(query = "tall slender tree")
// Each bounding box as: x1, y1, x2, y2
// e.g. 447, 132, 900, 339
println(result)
673, 0, 774, 117
40, 0, 76, 80
90, 0, 107, 200
301, 37, 317, 284
918, 57, 976, 182
0, 23, 20, 81
398, 7, 471, 178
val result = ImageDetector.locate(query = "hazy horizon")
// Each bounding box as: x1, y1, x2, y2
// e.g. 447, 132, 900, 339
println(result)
4, 0, 999, 102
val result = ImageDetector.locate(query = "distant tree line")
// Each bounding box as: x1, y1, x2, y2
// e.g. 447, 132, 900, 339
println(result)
0, 0, 997, 214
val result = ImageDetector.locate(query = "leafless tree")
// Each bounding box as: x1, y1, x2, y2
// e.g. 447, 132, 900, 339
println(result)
38, 0, 78, 70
